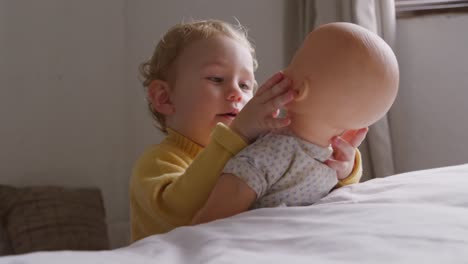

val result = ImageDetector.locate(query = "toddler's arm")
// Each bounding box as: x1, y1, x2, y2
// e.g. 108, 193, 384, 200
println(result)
191, 173, 256, 225
130, 124, 247, 239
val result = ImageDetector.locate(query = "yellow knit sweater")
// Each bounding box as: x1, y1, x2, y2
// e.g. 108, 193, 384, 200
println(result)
129, 123, 362, 242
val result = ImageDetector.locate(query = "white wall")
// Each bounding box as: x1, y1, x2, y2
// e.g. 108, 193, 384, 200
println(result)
392, 13, 468, 173
1, 0, 287, 248
0, 0, 130, 222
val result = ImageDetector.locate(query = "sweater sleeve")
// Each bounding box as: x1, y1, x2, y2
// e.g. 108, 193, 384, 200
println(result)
335, 148, 363, 188
130, 123, 247, 230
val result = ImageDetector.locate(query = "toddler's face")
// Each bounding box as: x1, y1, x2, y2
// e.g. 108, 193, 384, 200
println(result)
167, 35, 255, 146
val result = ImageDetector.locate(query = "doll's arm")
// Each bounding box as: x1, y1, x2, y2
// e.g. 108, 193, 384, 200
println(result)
191, 173, 257, 225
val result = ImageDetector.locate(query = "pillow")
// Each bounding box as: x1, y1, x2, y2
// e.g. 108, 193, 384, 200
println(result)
1, 185, 109, 254
0, 225, 12, 256
0, 185, 15, 256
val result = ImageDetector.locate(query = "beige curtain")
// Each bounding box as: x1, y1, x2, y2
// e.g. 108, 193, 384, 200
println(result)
285, 0, 397, 181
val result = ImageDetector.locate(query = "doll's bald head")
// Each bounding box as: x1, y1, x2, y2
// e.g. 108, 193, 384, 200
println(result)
284, 22, 399, 133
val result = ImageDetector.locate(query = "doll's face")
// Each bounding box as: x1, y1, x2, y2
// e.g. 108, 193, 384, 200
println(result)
283, 22, 399, 131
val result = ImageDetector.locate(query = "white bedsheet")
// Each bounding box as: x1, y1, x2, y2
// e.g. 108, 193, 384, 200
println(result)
2, 164, 468, 264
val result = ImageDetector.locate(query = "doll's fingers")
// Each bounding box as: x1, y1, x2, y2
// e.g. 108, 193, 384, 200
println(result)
255, 72, 284, 96
331, 136, 355, 162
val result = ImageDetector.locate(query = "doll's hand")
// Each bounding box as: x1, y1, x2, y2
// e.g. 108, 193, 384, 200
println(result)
326, 128, 369, 180
230, 72, 295, 143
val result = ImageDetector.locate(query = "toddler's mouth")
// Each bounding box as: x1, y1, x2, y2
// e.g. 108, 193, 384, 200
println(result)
217, 108, 239, 118
217, 112, 237, 118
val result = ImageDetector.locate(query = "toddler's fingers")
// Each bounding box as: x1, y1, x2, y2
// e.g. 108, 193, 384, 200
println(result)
341, 130, 358, 143
255, 72, 284, 96
331, 136, 355, 162
259, 78, 291, 104
264, 115, 291, 129
264, 90, 295, 114
343, 127, 368, 148
325, 159, 348, 178
272, 109, 280, 118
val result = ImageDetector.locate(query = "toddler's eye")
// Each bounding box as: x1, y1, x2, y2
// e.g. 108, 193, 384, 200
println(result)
207, 77, 223, 83
239, 83, 252, 91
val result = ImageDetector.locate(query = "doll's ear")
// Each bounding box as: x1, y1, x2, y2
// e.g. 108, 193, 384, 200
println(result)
294, 78, 310, 101
147, 80, 175, 115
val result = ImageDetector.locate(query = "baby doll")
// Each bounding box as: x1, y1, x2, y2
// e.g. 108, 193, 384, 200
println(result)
192, 22, 399, 222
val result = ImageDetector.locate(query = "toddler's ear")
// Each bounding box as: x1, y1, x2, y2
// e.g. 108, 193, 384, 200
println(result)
148, 80, 175, 115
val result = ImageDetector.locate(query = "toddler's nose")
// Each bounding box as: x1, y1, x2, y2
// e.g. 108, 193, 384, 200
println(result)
226, 85, 242, 102
227, 93, 242, 102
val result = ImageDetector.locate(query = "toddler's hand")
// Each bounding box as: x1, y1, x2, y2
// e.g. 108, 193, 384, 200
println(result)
230, 72, 295, 143
326, 128, 369, 180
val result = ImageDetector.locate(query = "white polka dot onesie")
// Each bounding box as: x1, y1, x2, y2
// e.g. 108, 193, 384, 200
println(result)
223, 129, 338, 209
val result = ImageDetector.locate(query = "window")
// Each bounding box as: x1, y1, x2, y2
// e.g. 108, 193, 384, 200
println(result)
396, 0, 468, 16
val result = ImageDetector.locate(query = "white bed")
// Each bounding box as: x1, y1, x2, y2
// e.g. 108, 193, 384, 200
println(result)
2, 164, 468, 264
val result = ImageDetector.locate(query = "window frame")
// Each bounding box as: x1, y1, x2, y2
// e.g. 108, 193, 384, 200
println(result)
396, 0, 468, 17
